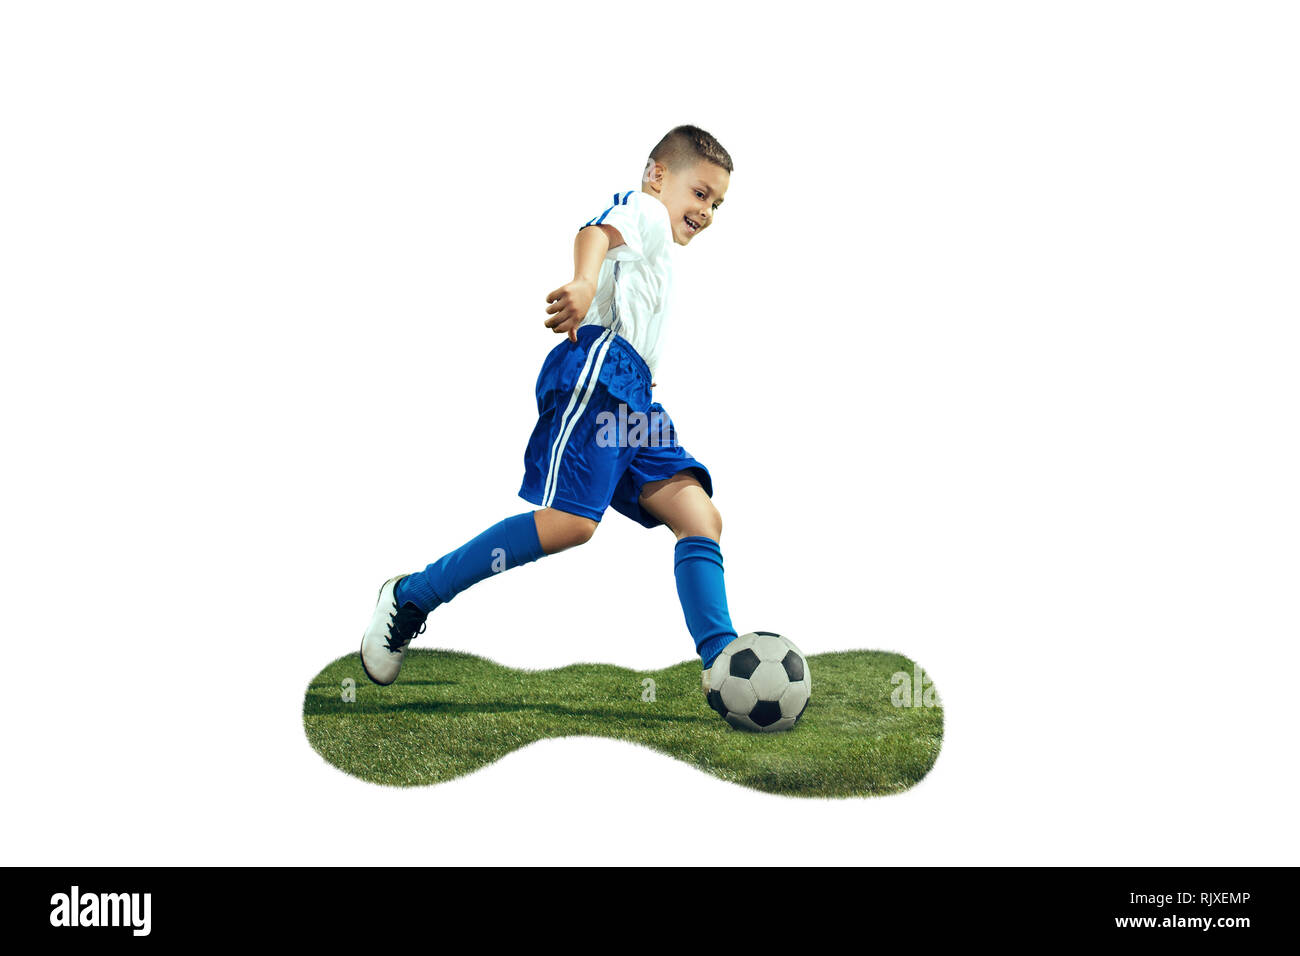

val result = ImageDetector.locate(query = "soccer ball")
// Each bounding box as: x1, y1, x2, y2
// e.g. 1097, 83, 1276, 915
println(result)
704, 632, 811, 732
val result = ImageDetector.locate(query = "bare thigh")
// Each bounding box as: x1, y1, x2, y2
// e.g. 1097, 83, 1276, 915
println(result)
637, 471, 722, 541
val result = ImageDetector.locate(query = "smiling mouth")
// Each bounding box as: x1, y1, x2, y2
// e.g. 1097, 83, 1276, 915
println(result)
683, 216, 700, 234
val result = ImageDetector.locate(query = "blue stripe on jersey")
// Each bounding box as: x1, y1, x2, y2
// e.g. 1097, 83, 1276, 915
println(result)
583, 191, 630, 228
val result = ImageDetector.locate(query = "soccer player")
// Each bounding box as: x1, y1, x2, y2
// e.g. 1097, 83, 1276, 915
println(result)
360, 125, 738, 694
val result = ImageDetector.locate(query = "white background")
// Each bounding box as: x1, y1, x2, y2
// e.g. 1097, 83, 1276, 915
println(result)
2, 1, 1296, 865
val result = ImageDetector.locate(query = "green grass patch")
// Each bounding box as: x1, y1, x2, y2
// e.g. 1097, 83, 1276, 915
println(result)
303, 649, 943, 797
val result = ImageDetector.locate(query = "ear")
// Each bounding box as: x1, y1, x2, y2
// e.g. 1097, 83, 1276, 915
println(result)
643, 158, 666, 192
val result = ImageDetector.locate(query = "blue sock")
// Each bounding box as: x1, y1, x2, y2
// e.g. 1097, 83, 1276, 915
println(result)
673, 536, 738, 669
395, 512, 546, 613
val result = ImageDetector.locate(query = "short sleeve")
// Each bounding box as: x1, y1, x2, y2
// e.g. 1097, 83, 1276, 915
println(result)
582, 190, 667, 263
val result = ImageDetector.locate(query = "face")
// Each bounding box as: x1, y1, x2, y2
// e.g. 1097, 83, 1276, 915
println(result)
647, 158, 730, 246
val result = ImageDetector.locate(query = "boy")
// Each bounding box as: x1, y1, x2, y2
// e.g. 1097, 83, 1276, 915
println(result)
360, 125, 738, 694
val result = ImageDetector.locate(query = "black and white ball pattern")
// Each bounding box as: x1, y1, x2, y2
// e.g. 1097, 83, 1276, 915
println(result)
705, 632, 811, 732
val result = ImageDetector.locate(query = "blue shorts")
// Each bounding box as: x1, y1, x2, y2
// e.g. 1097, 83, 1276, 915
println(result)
519, 324, 713, 528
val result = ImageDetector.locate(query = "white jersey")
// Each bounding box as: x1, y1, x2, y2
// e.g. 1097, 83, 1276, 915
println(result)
578, 189, 674, 378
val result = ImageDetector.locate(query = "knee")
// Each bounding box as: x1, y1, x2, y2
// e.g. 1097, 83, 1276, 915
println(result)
536, 509, 599, 555
569, 516, 599, 547
681, 501, 722, 542
555, 514, 598, 551
706, 504, 723, 541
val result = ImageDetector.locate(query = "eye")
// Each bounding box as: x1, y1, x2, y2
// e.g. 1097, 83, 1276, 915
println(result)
695, 190, 705, 199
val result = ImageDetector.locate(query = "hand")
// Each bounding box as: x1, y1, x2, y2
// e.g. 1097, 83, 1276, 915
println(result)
545, 278, 595, 343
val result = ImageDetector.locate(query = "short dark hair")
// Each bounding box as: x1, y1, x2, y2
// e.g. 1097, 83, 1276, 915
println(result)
650, 125, 733, 174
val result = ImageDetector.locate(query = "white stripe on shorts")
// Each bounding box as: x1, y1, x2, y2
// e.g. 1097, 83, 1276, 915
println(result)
543, 328, 614, 508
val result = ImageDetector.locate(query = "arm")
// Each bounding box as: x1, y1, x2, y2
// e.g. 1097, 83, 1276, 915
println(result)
545, 224, 624, 342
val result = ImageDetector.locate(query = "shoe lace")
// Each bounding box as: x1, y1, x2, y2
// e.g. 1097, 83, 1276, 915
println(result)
386, 602, 428, 653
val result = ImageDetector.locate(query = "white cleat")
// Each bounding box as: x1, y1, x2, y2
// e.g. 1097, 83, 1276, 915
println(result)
359, 574, 427, 686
